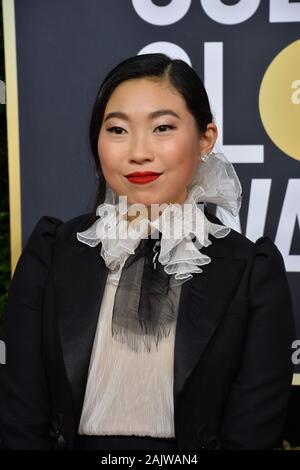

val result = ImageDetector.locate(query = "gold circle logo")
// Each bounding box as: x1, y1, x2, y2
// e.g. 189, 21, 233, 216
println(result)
259, 40, 300, 161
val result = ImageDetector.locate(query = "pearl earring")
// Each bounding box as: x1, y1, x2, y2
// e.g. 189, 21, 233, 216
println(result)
200, 154, 208, 162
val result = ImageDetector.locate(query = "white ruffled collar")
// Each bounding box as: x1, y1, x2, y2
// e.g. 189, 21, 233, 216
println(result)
76, 151, 242, 284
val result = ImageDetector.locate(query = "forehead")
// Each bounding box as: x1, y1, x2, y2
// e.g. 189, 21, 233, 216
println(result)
104, 78, 187, 112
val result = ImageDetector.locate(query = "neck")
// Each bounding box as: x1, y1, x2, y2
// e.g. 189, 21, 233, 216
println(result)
126, 189, 189, 226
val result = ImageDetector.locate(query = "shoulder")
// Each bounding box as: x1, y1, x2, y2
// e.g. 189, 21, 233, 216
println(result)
54, 212, 95, 245
13, 213, 93, 278
23, 212, 93, 256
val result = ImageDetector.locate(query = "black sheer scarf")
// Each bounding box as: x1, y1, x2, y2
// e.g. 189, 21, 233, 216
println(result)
110, 229, 183, 353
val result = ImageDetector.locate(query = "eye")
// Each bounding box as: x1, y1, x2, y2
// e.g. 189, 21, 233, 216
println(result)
155, 125, 176, 133
106, 125, 176, 135
106, 126, 126, 135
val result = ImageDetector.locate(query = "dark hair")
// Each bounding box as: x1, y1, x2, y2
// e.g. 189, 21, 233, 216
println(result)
83, 53, 213, 228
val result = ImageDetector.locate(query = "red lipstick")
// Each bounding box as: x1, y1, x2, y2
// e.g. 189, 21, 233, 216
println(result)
125, 171, 163, 184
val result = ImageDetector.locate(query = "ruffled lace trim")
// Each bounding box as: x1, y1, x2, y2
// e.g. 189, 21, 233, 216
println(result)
77, 151, 242, 283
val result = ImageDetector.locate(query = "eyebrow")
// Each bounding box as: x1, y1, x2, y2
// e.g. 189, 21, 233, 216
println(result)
103, 109, 181, 123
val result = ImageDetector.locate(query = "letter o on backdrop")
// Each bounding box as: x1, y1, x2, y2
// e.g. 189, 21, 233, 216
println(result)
138, 42, 192, 66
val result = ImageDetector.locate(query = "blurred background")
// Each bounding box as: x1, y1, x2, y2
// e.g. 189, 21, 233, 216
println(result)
1, 0, 299, 448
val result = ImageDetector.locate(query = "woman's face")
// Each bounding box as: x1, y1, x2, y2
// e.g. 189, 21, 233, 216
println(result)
98, 77, 216, 208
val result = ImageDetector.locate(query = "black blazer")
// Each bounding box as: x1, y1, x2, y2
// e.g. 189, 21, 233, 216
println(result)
0, 207, 295, 450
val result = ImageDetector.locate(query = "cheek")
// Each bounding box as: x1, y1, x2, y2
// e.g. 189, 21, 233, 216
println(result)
97, 134, 120, 171
165, 136, 198, 174
168, 130, 197, 155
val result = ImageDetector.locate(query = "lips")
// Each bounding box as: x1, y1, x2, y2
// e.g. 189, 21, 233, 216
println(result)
125, 171, 163, 184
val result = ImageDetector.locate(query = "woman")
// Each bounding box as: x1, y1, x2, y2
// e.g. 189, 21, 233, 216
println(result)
0, 53, 295, 451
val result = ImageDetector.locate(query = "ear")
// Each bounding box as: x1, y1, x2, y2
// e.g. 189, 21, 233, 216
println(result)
198, 123, 218, 156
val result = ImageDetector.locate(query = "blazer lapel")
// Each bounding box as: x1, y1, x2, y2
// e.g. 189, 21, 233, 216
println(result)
54, 209, 246, 434
53, 235, 109, 429
173, 207, 247, 413
172, 246, 247, 410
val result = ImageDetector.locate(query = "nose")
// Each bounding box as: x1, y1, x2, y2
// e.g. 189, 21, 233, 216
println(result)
129, 133, 154, 164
